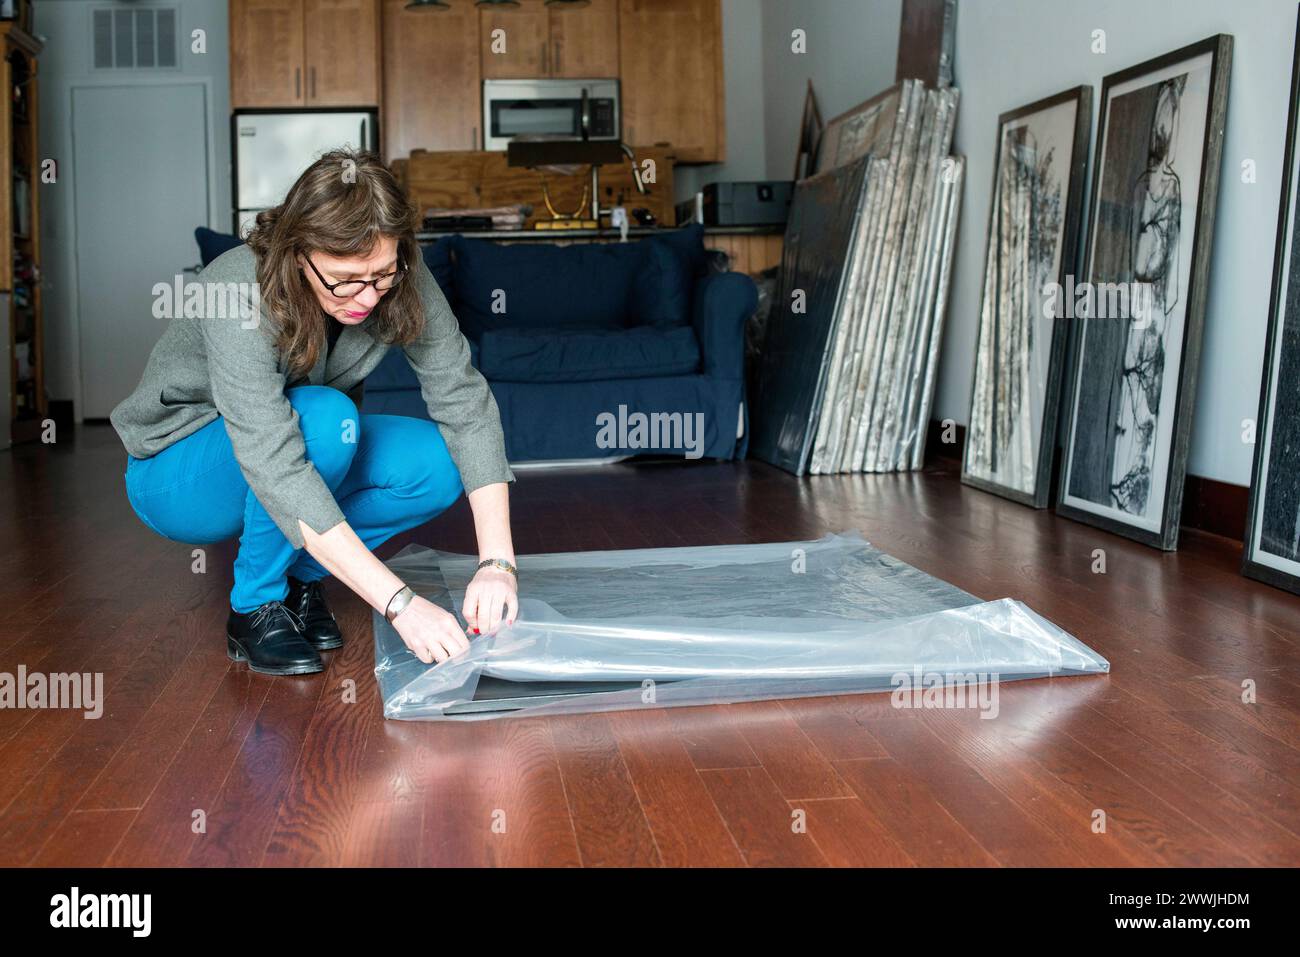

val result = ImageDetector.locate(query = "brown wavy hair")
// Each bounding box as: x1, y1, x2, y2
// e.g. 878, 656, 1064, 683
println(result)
245, 149, 424, 380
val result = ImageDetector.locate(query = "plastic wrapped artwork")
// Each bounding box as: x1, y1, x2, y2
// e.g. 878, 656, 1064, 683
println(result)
374, 531, 1109, 720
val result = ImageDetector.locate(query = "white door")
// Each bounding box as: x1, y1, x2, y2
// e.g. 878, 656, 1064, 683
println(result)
72, 83, 210, 419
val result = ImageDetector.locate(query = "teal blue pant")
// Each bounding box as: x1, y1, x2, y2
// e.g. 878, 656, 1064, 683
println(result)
124, 385, 464, 613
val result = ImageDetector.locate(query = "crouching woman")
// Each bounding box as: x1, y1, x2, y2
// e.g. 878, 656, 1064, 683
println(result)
110, 150, 517, 675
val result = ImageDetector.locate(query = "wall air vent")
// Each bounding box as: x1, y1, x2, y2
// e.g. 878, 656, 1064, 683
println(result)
92, 5, 179, 70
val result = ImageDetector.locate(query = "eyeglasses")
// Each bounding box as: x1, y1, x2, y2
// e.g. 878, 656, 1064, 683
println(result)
304, 254, 407, 299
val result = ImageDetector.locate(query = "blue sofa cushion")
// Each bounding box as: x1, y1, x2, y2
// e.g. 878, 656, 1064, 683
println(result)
449, 235, 646, 338
631, 239, 692, 327
196, 227, 244, 267
477, 324, 701, 383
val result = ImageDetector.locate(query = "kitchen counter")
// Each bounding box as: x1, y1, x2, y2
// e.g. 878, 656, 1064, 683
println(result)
413, 223, 786, 277
415, 223, 784, 243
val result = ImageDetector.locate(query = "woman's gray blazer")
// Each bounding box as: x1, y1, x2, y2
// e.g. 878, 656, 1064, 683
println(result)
110, 244, 515, 549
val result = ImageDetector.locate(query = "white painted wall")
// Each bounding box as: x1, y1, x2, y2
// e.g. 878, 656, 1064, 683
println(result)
730, 0, 1294, 487
36, 0, 231, 416
941, 0, 1296, 486
758, 0, 901, 179
674, 0, 901, 203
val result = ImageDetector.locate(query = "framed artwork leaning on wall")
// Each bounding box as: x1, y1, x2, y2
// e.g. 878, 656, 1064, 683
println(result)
1057, 34, 1233, 550
962, 85, 1092, 508
1244, 10, 1300, 595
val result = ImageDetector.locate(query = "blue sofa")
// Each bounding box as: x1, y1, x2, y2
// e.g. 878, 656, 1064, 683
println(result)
194, 224, 756, 462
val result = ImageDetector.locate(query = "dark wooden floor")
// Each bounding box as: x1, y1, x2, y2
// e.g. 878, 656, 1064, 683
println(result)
2, 423, 1298, 867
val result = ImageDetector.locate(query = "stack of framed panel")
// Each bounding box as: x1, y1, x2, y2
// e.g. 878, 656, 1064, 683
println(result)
752, 79, 966, 475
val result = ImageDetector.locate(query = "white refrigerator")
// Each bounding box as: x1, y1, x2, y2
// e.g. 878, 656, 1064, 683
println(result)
233, 110, 379, 236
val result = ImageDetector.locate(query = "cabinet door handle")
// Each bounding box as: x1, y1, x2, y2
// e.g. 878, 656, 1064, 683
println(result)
541, 42, 548, 74
295, 66, 301, 99
310, 66, 316, 100
471, 125, 478, 149
555, 40, 562, 75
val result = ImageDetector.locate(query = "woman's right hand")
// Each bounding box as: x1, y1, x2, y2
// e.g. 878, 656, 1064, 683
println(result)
391, 595, 471, 664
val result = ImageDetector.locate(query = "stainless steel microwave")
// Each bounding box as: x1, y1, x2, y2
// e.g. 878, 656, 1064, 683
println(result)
482, 78, 620, 151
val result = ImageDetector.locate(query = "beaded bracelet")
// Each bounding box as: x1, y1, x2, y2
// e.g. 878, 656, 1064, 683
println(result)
477, 557, 517, 577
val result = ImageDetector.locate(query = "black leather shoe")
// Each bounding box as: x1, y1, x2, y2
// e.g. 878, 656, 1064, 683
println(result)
286, 576, 345, 651
226, 600, 324, 676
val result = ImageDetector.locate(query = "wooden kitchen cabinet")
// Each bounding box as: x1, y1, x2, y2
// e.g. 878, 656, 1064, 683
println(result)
480, 0, 550, 79
230, 0, 306, 107
619, 0, 724, 163
480, 0, 618, 79
230, 0, 379, 109
549, 0, 619, 77
303, 0, 381, 106
377, 0, 722, 166
382, 0, 480, 161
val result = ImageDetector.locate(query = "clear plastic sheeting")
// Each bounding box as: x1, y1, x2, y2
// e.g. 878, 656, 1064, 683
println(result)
374, 531, 1109, 721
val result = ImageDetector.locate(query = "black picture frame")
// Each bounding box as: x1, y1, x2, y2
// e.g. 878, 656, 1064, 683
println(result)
794, 79, 824, 181
1243, 10, 1300, 595
750, 157, 874, 475
961, 85, 1093, 508
1056, 34, 1233, 550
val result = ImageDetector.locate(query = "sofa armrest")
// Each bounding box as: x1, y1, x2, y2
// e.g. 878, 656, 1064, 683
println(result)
691, 271, 758, 380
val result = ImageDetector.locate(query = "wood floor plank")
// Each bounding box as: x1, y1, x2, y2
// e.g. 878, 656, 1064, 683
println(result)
260, 594, 380, 866
606, 707, 744, 866
973, 684, 1257, 866
982, 681, 1300, 868
860, 713, 1087, 866
698, 766, 829, 866
3, 426, 1298, 867
415, 718, 582, 867
833, 757, 1001, 867
1057, 696, 1300, 865
665, 704, 761, 771
918, 704, 1149, 867
728, 699, 856, 800
1164, 707, 1300, 789
550, 714, 661, 866
1086, 683, 1300, 837
76, 599, 235, 811
31, 809, 138, 868
797, 797, 916, 867
778, 695, 889, 760
0, 582, 218, 865
0, 546, 207, 812
187, 665, 326, 866
0, 598, 118, 747
105, 665, 273, 866
338, 721, 429, 867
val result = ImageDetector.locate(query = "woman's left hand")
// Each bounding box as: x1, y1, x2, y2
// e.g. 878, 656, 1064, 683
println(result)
463, 566, 518, 635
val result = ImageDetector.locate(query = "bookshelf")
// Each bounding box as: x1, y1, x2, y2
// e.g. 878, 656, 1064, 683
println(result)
1, 20, 42, 447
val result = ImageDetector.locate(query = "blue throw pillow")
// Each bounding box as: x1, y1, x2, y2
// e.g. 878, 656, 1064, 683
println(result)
195, 227, 244, 267
421, 236, 455, 300
630, 239, 692, 327
647, 222, 709, 278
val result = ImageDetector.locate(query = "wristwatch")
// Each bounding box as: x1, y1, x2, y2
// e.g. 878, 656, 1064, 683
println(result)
384, 585, 415, 623
477, 557, 517, 577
